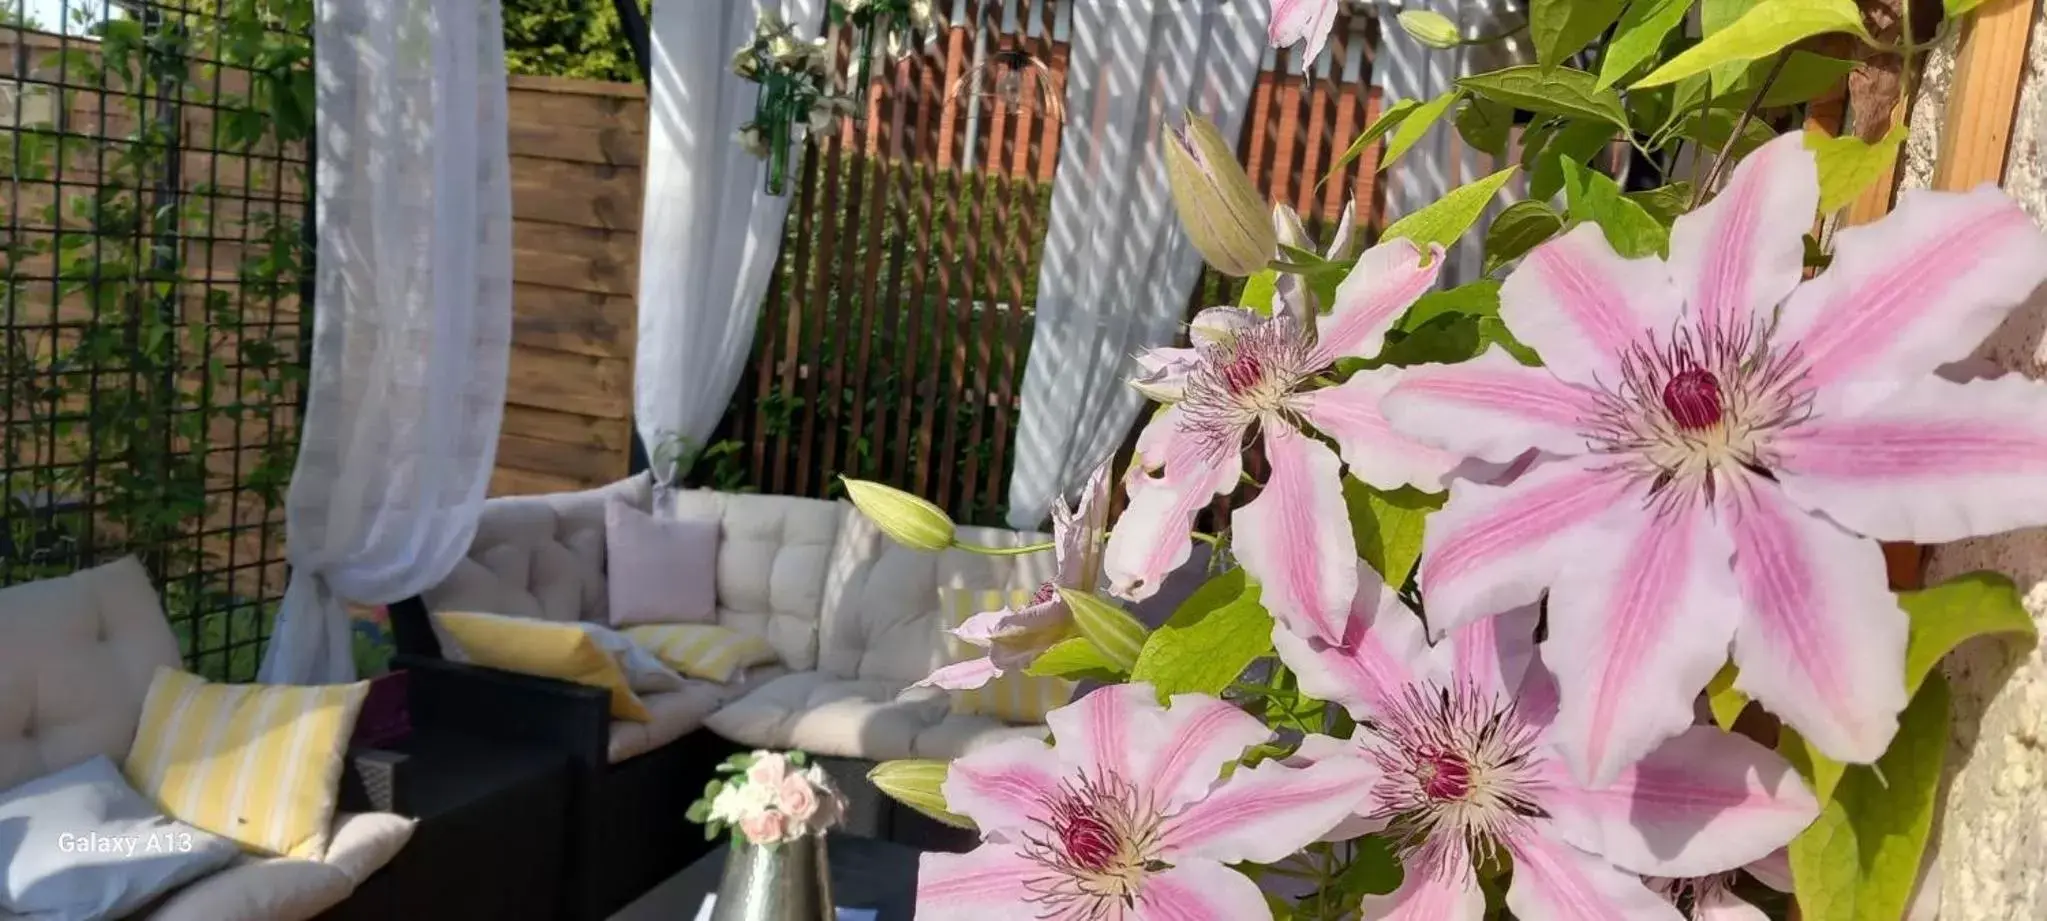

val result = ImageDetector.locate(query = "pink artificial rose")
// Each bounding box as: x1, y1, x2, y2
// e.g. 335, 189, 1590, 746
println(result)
739, 809, 789, 846
777, 774, 819, 824
747, 752, 789, 789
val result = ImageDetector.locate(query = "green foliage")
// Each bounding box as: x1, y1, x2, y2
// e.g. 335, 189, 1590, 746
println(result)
1530, 0, 1628, 69
1063, 587, 1148, 672
1597, 0, 1693, 89
1322, 98, 1422, 186
1786, 674, 1949, 921
1342, 478, 1443, 589
1129, 569, 1272, 699
502, 0, 650, 83
1, 1, 311, 669
1025, 635, 1124, 683
1384, 90, 1461, 168
1634, 0, 1871, 88
1457, 65, 1629, 129
1809, 126, 1908, 214
1482, 202, 1564, 273
1561, 159, 1670, 258
1381, 167, 1520, 251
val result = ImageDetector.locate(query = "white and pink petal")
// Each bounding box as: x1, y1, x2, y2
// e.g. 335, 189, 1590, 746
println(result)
1141, 694, 1274, 814
1418, 455, 1638, 639
1380, 348, 1599, 463
1292, 368, 1461, 492
1106, 407, 1241, 601
1156, 755, 1375, 865
1359, 860, 1487, 921
1776, 374, 2047, 545
1133, 861, 1273, 921
1725, 480, 1909, 766
915, 846, 1044, 919
1504, 830, 1686, 921
1666, 131, 1817, 336
1045, 683, 1167, 784
1269, 567, 1442, 719
1234, 423, 1358, 644
1311, 237, 1442, 365
1541, 501, 1742, 788
1538, 727, 1819, 880
941, 737, 1070, 838
1776, 183, 2047, 392
913, 656, 1003, 691
1498, 223, 1681, 387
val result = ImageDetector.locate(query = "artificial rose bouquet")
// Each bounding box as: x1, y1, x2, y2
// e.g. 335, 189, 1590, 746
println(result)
689, 750, 846, 847
842, 3, 2047, 919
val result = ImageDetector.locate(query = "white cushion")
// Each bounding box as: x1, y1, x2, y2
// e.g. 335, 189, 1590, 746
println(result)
817, 515, 1055, 686
0, 557, 179, 794
140, 855, 353, 921
606, 681, 726, 764
664, 490, 845, 671
912, 715, 1051, 760
425, 477, 647, 623
320, 812, 414, 886
704, 672, 948, 761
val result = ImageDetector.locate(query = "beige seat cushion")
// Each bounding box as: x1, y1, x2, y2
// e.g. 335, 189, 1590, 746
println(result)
321, 812, 415, 885
607, 681, 726, 763
912, 715, 1050, 760
0, 557, 180, 794
141, 854, 353, 921
705, 672, 948, 761
664, 491, 846, 671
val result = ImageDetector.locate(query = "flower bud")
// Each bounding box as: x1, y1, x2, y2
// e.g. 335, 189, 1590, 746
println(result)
868, 760, 976, 830
1163, 112, 1275, 277
1398, 10, 1462, 49
842, 478, 956, 552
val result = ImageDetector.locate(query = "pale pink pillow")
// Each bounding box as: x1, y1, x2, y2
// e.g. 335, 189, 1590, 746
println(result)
605, 499, 720, 627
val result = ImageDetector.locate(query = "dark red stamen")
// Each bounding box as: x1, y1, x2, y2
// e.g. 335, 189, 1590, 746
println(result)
1052, 800, 1120, 871
1029, 580, 1058, 606
1662, 367, 1724, 430
1220, 351, 1264, 395
1416, 746, 1472, 801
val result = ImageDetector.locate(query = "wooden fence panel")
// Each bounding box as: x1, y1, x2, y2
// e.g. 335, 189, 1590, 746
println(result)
490, 74, 643, 496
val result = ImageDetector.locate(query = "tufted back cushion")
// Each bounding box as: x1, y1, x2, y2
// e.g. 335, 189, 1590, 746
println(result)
424, 475, 652, 624
0, 557, 180, 793
818, 514, 1055, 685
662, 490, 846, 671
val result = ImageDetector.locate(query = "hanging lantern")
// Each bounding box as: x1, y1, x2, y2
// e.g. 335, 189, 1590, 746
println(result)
948, 48, 1063, 122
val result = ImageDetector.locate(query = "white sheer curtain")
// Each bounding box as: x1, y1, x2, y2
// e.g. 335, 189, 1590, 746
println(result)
1003, 0, 1264, 530
260, 0, 514, 684
633, 0, 825, 480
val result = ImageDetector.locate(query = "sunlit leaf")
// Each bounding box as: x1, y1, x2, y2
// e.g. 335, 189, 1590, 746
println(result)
1635, 0, 1871, 89
1562, 159, 1669, 258
1343, 478, 1445, 587
1597, 0, 1695, 89
1808, 125, 1907, 214
1322, 98, 1421, 187
1384, 90, 1463, 169
1531, 0, 1628, 69
1382, 167, 1520, 249
1129, 570, 1273, 699
1459, 65, 1630, 129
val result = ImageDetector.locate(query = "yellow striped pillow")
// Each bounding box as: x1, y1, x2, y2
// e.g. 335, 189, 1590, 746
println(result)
938, 587, 1075, 724
624, 624, 777, 683
123, 667, 367, 859
432, 610, 652, 721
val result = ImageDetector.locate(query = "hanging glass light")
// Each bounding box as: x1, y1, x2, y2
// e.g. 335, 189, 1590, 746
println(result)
948, 48, 1063, 122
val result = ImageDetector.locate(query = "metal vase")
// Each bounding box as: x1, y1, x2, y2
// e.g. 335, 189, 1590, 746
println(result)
709, 835, 834, 921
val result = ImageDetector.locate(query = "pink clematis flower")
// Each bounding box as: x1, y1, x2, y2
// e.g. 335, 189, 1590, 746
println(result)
916, 683, 1374, 921
1269, 0, 1340, 71
1105, 239, 1460, 645
916, 461, 1111, 691
1271, 565, 1819, 921
1381, 130, 2047, 785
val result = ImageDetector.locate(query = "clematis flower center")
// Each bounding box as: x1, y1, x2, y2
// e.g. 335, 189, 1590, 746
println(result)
1021, 773, 1163, 909
1179, 313, 1315, 452
1584, 321, 1812, 508
1028, 579, 1059, 607
1360, 683, 1546, 880
1660, 366, 1723, 430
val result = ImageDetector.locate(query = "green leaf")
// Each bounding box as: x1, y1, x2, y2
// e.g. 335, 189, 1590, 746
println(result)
1239, 269, 1280, 314
1716, 51, 1860, 107
1624, 182, 1694, 225
1788, 673, 1951, 921
1382, 167, 1521, 250
1484, 201, 1565, 273
1328, 837, 1405, 900
1062, 588, 1149, 671
1372, 313, 1487, 368
1899, 571, 2040, 699
1662, 75, 1715, 133
1808, 126, 1906, 215
1635, 0, 1872, 88
1343, 478, 1446, 587
1129, 570, 1274, 698
1597, 0, 1695, 90
1529, 119, 1620, 201
1561, 159, 1670, 258
1455, 97, 1514, 158
1323, 99, 1422, 187
1676, 108, 1779, 158
1947, 0, 1998, 17
1025, 635, 1125, 682
1400, 279, 1505, 332
1705, 661, 1748, 730
1384, 90, 1462, 169
1458, 65, 1630, 129
1479, 316, 1544, 365
1531, 0, 1629, 69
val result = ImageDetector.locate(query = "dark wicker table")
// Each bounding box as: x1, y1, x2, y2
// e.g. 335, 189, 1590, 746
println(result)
608, 834, 922, 921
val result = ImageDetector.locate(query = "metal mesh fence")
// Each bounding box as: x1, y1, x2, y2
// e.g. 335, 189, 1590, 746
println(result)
0, 0, 312, 680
